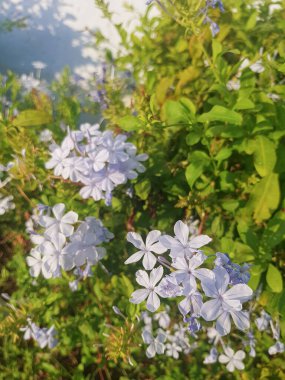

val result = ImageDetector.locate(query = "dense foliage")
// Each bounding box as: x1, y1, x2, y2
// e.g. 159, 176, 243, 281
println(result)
0, 0, 285, 379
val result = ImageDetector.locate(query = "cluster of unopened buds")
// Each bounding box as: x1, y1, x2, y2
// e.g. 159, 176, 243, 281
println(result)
124, 219, 283, 371
45, 123, 148, 205
26, 203, 113, 289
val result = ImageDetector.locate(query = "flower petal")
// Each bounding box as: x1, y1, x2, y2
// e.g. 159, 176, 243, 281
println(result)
234, 350, 246, 361
201, 299, 222, 321
216, 311, 231, 336
127, 232, 145, 250
194, 268, 215, 283
124, 251, 145, 265
61, 211, 78, 224
146, 343, 156, 358
150, 242, 167, 254
189, 235, 212, 248
188, 252, 206, 269
219, 354, 230, 364
149, 266, 163, 286
146, 291, 160, 312
233, 359, 244, 370
159, 235, 179, 249
146, 230, 160, 248
130, 289, 149, 304
60, 223, 74, 237
52, 203, 65, 220
60, 254, 74, 271
174, 220, 189, 245
142, 251, 157, 270
178, 297, 191, 315
226, 361, 235, 372
214, 266, 230, 294
136, 270, 150, 288
142, 329, 153, 344
230, 310, 250, 331
201, 277, 218, 298
224, 284, 253, 303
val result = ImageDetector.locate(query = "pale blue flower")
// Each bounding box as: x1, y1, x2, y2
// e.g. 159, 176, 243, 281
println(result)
126, 230, 167, 270
142, 328, 166, 358
130, 266, 164, 312
159, 220, 212, 258
172, 252, 214, 288
268, 341, 284, 355
200, 267, 253, 336
39, 203, 78, 237
219, 347, 245, 372
204, 347, 218, 364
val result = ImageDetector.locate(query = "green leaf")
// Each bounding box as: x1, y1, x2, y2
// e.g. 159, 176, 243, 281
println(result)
13, 110, 52, 127
266, 264, 283, 293
245, 11, 258, 30
156, 77, 173, 104
135, 179, 151, 200
260, 211, 285, 249
221, 199, 239, 212
79, 322, 95, 339
198, 105, 242, 125
186, 131, 202, 146
206, 124, 244, 138
211, 215, 224, 238
212, 39, 222, 62
185, 151, 210, 188
118, 115, 144, 131
237, 220, 259, 251
253, 135, 276, 177
215, 147, 232, 162
247, 173, 280, 223
248, 265, 264, 290
162, 98, 194, 125
234, 98, 255, 110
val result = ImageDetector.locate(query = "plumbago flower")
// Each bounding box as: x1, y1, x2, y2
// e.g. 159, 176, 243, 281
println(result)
0, 194, 15, 215
125, 230, 167, 270
159, 220, 212, 258
0, 162, 15, 215
130, 266, 164, 312
140, 311, 194, 359
26, 203, 113, 284
142, 328, 166, 358
126, 219, 259, 371
219, 347, 246, 372
20, 318, 58, 349
200, 266, 253, 336
45, 123, 148, 205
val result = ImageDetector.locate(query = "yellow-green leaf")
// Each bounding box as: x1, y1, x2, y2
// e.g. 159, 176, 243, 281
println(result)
118, 115, 144, 131
253, 135, 276, 177
135, 179, 151, 200
185, 151, 210, 188
13, 110, 52, 127
247, 173, 280, 223
198, 106, 242, 125
266, 264, 283, 293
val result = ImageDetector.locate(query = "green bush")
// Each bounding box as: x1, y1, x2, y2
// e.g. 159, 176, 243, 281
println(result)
0, 0, 285, 379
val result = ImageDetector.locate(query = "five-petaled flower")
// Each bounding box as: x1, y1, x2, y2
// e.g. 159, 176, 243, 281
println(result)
159, 220, 212, 258
219, 347, 246, 372
39, 203, 78, 237
200, 267, 253, 335
125, 230, 167, 270
130, 266, 164, 312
